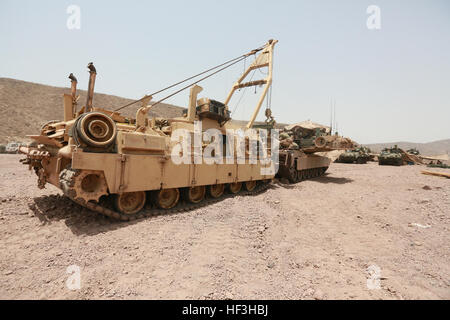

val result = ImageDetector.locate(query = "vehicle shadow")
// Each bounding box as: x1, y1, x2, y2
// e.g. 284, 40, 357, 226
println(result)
273, 179, 296, 189
310, 174, 354, 184
28, 184, 275, 235
274, 174, 353, 187
29, 194, 139, 236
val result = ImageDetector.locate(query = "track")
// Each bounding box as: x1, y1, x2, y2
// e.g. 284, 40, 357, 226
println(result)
60, 166, 329, 221
59, 168, 272, 221
279, 166, 329, 183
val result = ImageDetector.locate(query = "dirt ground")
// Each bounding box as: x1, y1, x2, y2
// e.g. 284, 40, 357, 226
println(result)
0, 154, 448, 300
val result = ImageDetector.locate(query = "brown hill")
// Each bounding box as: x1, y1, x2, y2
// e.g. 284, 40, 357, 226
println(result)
0, 78, 286, 144
6, 79, 446, 156
365, 139, 450, 156
0, 78, 184, 143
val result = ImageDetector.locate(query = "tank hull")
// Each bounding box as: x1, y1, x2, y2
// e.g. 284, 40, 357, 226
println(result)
71, 150, 273, 194
277, 150, 331, 183
378, 156, 403, 166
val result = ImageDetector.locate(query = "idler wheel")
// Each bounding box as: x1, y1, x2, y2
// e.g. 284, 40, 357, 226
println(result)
208, 184, 225, 198
75, 112, 117, 148
184, 186, 206, 204
114, 191, 146, 215
228, 182, 242, 194
153, 188, 180, 209
244, 180, 257, 191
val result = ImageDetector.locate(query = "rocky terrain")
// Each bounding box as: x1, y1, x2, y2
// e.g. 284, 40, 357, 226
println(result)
0, 78, 184, 144
0, 154, 448, 300
0, 78, 286, 145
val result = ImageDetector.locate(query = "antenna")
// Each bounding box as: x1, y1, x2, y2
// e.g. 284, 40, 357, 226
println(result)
333, 99, 337, 135
330, 97, 333, 134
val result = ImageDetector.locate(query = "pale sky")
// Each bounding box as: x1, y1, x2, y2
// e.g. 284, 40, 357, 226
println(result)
1, 0, 449, 144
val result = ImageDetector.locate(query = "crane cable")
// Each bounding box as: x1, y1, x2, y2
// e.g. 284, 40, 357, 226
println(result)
144, 56, 248, 110
114, 44, 266, 112
232, 68, 257, 116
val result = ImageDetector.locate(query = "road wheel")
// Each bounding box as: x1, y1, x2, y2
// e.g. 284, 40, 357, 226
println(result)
154, 188, 180, 209
115, 191, 146, 215
228, 182, 242, 194
356, 158, 366, 164
208, 184, 225, 198
184, 186, 206, 203
288, 168, 299, 183
244, 180, 257, 191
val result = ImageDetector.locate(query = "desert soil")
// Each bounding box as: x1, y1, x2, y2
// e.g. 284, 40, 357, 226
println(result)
0, 154, 449, 300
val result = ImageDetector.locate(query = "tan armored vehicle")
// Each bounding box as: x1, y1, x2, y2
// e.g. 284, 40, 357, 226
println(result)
20, 40, 279, 220
277, 121, 355, 182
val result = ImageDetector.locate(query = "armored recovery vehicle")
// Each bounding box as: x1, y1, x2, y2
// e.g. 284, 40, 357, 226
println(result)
19, 41, 279, 220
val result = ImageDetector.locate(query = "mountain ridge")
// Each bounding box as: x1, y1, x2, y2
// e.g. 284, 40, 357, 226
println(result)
364, 139, 450, 156
1, 78, 448, 156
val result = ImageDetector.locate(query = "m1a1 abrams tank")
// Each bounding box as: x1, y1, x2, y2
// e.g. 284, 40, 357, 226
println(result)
277, 121, 355, 182
427, 162, 450, 169
378, 145, 403, 166
19, 40, 279, 220
337, 146, 372, 164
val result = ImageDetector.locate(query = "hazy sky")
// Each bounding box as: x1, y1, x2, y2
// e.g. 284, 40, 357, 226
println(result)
1, 0, 449, 144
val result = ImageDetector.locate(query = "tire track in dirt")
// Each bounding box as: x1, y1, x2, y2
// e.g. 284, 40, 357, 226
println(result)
1, 155, 449, 299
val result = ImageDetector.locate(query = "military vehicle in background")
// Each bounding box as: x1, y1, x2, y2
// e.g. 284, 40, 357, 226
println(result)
406, 148, 420, 155
427, 162, 450, 169
378, 145, 403, 166
336, 146, 372, 164
19, 40, 279, 220
5, 142, 21, 154
277, 121, 355, 182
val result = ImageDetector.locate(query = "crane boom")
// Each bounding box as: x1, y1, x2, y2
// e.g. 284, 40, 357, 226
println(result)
224, 39, 277, 129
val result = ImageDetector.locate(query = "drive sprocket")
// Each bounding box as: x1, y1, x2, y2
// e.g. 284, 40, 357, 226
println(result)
71, 170, 108, 202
